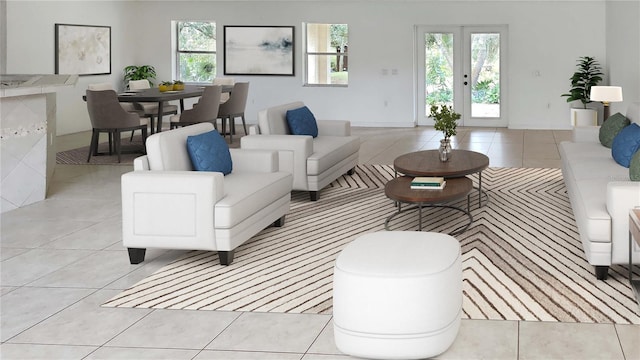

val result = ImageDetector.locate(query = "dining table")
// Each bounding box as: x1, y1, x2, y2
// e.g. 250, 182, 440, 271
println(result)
117, 84, 233, 133
84, 84, 233, 134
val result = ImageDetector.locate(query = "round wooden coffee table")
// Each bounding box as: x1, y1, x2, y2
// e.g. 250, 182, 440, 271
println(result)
393, 149, 489, 207
384, 176, 473, 235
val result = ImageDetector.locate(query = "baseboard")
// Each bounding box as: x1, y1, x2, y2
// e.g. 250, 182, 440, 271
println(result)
352, 121, 416, 128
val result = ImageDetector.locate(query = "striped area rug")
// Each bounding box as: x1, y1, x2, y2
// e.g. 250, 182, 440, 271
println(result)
103, 166, 640, 324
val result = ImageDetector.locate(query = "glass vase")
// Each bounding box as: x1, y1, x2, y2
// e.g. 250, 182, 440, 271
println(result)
439, 138, 452, 162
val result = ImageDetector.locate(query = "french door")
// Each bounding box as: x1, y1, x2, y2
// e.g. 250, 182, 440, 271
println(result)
416, 25, 508, 127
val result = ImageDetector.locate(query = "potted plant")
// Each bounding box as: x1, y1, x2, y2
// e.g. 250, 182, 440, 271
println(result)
123, 65, 157, 88
561, 56, 602, 125
430, 104, 461, 161
158, 81, 173, 92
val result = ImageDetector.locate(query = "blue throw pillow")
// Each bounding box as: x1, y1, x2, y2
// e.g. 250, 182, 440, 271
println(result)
186, 130, 232, 175
611, 123, 640, 168
286, 106, 318, 137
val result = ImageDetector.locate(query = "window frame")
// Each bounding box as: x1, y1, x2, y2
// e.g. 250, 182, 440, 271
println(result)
303, 22, 348, 87
174, 20, 217, 84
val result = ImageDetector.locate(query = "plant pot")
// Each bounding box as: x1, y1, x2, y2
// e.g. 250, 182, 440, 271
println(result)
158, 84, 170, 92
571, 108, 597, 127
439, 139, 452, 162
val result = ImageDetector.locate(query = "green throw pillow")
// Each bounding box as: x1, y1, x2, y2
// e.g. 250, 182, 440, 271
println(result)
599, 113, 629, 148
630, 150, 640, 181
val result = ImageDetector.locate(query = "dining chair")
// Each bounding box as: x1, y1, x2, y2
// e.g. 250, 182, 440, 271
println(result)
85, 89, 148, 163
88, 83, 141, 115
218, 82, 249, 143
128, 79, 179, 131
212, 77, 235, 103
169, 85, 222, 130
88, 82, 149, 142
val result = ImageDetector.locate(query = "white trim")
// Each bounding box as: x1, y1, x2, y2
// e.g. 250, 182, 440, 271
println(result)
352, 121, 415, 128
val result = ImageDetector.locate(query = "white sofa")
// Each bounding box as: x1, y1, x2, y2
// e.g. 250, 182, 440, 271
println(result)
241, 101, 360, 201
559, 102, 640, 279
121, 123, 293, 265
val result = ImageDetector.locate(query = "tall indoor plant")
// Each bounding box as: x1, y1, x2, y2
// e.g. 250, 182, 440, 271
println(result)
561, 56, 602, 125
430, 104, 461, 161
123, 65, 157, 88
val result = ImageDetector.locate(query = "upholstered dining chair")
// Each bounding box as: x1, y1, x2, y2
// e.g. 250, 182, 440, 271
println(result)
212, 77, 235, 103
85, 89, 148, 163
218, 82, 249, 143
128, 79, 179, 131
88, 82, 140, 115
89, 82, 149, 141
169, 85, 222, 129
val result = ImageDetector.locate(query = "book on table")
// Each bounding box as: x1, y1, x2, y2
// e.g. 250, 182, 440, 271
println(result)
411, 176, 445, 186
411, 181, 446, 190
410, 177, 446, 190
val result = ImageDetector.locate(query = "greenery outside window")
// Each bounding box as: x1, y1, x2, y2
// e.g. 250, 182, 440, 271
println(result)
176, 21, 216, 83
305, 23, 348, 86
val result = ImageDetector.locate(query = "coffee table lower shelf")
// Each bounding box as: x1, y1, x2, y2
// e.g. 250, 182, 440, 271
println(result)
384, 176, 474, 236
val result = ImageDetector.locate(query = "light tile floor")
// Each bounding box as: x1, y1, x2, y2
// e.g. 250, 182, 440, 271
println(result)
2, 126, 639, 360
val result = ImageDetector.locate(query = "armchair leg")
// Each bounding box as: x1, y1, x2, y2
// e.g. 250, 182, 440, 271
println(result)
273, 215, 286, 227
127, 248, 146, 264
346, 167, 356, 175
595, 266, 609, 280
309, 191, 319, 201
218, 250, 235, 265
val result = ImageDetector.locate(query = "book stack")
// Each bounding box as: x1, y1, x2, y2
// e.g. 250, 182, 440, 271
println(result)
410, 176, 446, 190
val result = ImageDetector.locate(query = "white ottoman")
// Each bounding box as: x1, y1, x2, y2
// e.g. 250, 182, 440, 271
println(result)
333, 231, 462, 360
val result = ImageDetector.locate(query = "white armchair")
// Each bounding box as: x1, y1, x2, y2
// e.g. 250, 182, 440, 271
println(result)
241, 102, 360, 201
121, 123, 293, 265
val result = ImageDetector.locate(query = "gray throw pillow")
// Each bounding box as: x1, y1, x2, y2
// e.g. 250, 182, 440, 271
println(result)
599, 113, 629, 148
630, 150, 640, 181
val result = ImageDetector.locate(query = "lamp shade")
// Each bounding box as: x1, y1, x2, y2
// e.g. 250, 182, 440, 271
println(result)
590, 86, 623, 102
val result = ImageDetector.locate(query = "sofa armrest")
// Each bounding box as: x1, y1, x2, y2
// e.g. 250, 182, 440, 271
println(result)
241, 134, 313, 190
230, 148, 279, 173
317, 120, 351, 136
121, 171, 224, 249
133, 155, 150, 171
606, 181, 640, 263
572, 126, 600, 143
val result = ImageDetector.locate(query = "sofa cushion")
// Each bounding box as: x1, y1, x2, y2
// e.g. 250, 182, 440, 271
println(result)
257, 101, 305, 135
215, 171, 292, 228
598, 113, 629, 148
611, 123, 640, 167
146, 122, 215, 171
186, 130, 232, 175
307, 136, 360, 175
630, 150, 640, 181
286, 106, 318, 137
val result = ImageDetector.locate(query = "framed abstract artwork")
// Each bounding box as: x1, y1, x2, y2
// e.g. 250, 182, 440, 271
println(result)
55, 24, 111, 76
224, 26, 294, 76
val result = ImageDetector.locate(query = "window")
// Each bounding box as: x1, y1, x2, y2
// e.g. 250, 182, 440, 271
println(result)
305, 23, 348, 86
176, 21, 216, 83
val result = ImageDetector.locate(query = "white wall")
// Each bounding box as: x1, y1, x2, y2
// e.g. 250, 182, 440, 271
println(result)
606, 0, 640, 118
6, 1, 138, 134
5, 0, 636, 135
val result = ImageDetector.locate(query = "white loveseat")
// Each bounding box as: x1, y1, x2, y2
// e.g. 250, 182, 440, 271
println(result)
559, 102, 640, 279
240, 101, 360, 201
121, 123, 293, 265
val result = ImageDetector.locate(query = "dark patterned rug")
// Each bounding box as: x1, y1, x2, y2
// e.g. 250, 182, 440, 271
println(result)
103, 165, 640, 324
56, 132, 242, 165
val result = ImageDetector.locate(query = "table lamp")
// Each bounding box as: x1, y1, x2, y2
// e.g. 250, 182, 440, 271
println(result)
590, 86, 623, 121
